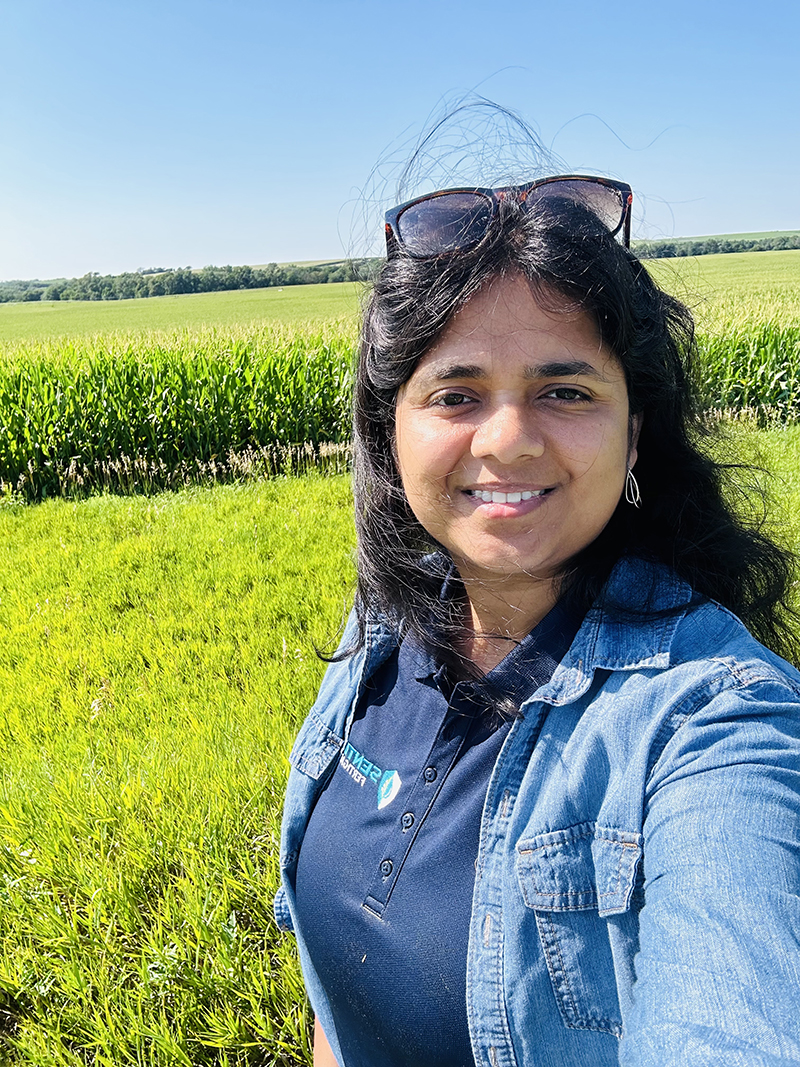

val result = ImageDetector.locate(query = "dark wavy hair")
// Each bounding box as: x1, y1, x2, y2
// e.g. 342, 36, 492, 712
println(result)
349, 193, 799, 667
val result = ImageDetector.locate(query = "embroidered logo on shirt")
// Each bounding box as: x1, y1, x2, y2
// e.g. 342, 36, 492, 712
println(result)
340, 742, 402, 808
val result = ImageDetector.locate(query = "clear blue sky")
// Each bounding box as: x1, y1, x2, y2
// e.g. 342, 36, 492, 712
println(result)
2, 0, 798, 281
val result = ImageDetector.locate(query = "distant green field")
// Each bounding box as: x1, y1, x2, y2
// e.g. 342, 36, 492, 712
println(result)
0, 282, 362, 344
647, 248, 800, 331
686, 230, 800, 242
1, 249, 798, 347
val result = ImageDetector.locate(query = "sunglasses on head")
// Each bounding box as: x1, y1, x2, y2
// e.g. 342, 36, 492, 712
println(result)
384, 174, 633, 259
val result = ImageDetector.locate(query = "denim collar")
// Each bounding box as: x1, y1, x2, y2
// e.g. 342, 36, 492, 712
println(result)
534, 557, 693, 707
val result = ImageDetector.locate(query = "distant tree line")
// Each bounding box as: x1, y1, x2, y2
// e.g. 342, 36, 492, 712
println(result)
2, 233, 799, 303
633, 233, 800, 259
0, 259, 382, 304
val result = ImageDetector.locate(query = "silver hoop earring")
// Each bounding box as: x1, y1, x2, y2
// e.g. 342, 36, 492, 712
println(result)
625, 468, 641, 508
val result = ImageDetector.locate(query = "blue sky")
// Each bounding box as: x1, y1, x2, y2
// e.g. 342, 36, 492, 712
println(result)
1, 0, 798, 281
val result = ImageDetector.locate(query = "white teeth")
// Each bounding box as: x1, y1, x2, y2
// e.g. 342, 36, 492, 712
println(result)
470, 489, 546, 503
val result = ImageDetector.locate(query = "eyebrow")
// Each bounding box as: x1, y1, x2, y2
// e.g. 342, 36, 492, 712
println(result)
430, 359, 612, 382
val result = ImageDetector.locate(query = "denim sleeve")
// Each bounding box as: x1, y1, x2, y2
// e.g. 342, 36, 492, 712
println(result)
620, 677, 800, 1066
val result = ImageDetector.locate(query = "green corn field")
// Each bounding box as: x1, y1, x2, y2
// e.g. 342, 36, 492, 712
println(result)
0, 250, 799, 501
0, 324, 355, 499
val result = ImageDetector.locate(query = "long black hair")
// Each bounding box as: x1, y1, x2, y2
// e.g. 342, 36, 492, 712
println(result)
350, 193, 799, 666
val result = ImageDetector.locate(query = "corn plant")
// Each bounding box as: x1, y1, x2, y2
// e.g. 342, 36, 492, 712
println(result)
0, 324, 355, 499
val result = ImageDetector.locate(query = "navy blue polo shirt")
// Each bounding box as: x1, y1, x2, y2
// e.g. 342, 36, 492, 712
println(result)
294, 601, 581, 1067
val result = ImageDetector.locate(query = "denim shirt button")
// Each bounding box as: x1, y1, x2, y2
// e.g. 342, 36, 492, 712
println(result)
380, 859, 393, 877
423, 766, 437, 782
401, 812, 415, 830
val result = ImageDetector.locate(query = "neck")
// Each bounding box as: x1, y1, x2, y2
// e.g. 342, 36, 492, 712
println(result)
458, 572, 559, 674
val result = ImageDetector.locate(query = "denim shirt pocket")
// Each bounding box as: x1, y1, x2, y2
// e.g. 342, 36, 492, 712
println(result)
289, 709, 344, 781
515, 822, 643, 1037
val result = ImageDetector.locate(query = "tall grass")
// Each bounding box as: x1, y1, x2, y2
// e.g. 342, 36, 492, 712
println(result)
0, 476, 357, 1064
0, 323, 355, 499
694, 324, 800, 415
646, 250, 800, 417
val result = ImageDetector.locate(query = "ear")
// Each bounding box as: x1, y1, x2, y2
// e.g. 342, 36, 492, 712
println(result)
628, 412, 643, 468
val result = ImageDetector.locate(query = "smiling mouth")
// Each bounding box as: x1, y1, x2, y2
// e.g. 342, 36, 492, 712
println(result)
464, 488, 553, 504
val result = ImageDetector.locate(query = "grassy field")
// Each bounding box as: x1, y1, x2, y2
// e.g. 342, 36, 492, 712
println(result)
648, 248, 800, 333
0, 246, 799, 1063
0, 427, 798, 1064
1, 249, 797, 346
0, 475, 356, 1064
0, 283, 361, 345
648, 251, 800, 415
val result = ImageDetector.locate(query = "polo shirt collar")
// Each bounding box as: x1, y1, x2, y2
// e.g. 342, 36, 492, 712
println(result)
410, 596, 584, 709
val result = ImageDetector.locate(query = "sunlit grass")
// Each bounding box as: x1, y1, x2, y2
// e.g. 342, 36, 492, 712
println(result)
1, 425, 799, 1062
0, 284, 362, 345
647, 248, 800, 332
0, 475, 356, 1064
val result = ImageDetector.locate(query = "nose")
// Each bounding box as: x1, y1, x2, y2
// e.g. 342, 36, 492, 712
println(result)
471, 402, 545, 464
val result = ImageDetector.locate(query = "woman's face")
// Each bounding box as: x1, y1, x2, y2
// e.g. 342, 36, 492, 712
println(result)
394, 273, 640, 589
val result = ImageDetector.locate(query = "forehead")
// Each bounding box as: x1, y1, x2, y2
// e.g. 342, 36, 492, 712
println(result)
414, 273, 621, 380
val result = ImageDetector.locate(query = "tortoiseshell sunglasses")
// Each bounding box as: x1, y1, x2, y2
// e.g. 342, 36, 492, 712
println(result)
384, 174, 633, 259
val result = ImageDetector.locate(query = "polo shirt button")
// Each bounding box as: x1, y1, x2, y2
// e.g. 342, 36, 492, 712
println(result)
401, 812, 414, 830
424, 766, 437, 782
380, 859, 393, 877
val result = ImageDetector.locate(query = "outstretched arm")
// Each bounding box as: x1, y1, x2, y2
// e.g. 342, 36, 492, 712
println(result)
622, 681, 800, 1064
314, 1017, 339, 1067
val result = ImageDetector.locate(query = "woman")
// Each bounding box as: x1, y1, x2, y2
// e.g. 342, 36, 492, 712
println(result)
275, 175, 800, 1066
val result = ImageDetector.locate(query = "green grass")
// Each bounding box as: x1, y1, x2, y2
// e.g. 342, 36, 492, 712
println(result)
1, 249, 797, 347
1, 250, 796, 347
0, 424, 799, 1064
648, 250, 800, 416
647, 248, 800, 332
652, 249, 800, 416
0, 283, 362, 345
0, 244, 797, 1062
0, 474, 357, 1065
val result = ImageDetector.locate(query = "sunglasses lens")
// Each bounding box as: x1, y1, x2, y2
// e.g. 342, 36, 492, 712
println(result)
527, 179, 627, 236
396, 192, 493, 257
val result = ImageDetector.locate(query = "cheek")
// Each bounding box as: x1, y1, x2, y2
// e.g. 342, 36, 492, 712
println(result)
396, 419, 470, 489
555, 423, 627, 479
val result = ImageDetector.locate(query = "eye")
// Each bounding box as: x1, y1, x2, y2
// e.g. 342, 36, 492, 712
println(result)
435, 391, 474, 407
542, 385, 591, 402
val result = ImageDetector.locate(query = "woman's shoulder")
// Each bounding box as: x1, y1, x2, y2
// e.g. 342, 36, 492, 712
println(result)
670, 595, 800, 692
553, 555, 800, 705
633, 556, 800, 695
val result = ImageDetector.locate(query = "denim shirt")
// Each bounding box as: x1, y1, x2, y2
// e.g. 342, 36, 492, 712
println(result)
275, 558, 800, 1066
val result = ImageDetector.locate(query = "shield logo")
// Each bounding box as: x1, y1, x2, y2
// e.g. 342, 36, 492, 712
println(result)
377, 769, 402, 809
